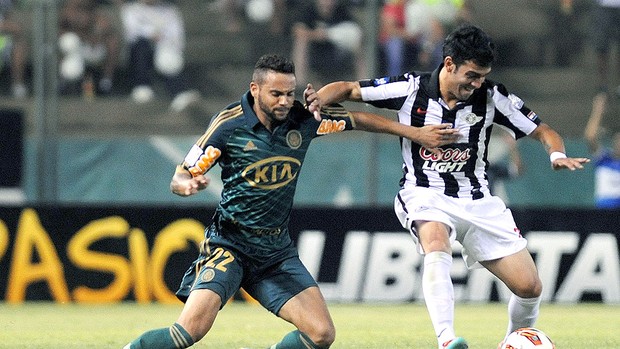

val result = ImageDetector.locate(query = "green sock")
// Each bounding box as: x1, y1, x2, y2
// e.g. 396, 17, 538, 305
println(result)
269, 330, 325, 349
124, 323, 194, 349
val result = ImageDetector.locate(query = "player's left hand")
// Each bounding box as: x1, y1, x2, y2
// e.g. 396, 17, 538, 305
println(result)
304, 83, 322, 121
551, 157, 590, 171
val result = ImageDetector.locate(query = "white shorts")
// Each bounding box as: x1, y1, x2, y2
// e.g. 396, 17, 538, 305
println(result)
394, 186, 527, 269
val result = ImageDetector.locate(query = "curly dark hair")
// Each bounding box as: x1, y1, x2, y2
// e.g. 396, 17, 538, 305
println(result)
442, 24, 495, 68
252, 54, 295, 84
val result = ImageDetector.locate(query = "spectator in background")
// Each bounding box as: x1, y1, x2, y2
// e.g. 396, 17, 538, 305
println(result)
0, 0, 29, 99
548, 0, 582, 67
379, 0, 419, 77
215, 0, 298, 35
584, 93, 620, 209
291, 0, 365, 87
590, 0, 620, 94
58, 0, 121, 96
405, 0, 471, 70
120, 0, 201, 112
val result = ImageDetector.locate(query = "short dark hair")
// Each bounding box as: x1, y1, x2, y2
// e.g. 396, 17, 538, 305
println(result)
442, 24, 495, 68
252, 54, 295, 84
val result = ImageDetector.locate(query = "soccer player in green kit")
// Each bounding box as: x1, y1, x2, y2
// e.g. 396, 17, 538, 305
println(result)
123, 54, 460, 349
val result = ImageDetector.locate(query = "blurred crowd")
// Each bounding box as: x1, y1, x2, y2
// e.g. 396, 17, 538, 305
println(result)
2, 0, 201, 112
0, 0, 610, 99
1, 0, 472, 102
57, 0, 200, 111
1, 0, 613, 97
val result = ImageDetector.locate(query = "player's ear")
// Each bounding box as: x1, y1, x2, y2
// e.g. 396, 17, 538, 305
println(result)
444, 57, 455, 73
250, 81, 259, 97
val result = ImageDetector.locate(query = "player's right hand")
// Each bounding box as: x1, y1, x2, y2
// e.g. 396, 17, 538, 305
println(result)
304, 83, 322, 121
171, 174, 209, 196
414, 123, 462, 149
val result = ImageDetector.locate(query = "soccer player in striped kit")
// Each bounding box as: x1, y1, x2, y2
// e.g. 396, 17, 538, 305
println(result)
315, 24, 589, 349
122, 54, 460, 349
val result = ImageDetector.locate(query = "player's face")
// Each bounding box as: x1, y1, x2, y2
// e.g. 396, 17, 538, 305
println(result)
251, 71, 296, 126
444, 58, 491, 102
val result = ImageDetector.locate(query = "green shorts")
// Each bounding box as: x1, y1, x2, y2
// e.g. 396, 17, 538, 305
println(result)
175, 223, 317, 315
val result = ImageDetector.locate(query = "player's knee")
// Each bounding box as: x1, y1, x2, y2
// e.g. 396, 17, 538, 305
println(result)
513, 276, 542, 298
307, 323, 336, 348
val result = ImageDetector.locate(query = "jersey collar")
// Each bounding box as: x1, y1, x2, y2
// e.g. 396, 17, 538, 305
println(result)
241, 91, 262, 129
428, 63, 442, 100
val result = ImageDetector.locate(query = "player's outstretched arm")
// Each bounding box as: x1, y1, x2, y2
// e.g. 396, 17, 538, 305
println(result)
170, 166, 210, 196
351, 111, 461, 148
317, 81, 363, 104
529, 123, 590, 171
307, 81, 363, 121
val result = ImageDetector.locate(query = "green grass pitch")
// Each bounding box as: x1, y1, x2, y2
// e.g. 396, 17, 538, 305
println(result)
1, 302, 618, 348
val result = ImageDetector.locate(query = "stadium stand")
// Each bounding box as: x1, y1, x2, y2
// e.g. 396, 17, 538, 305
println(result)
0, 0, 618, 138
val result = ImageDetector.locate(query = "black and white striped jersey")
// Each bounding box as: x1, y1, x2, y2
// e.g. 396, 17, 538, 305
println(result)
359, 67, 541, 199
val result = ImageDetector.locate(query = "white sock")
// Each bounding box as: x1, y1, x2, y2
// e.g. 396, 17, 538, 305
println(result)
422, 251, 455, 348
505, 294, 541, 338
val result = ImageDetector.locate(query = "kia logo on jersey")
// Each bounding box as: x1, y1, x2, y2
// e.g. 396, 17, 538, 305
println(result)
241, 156, 301, 189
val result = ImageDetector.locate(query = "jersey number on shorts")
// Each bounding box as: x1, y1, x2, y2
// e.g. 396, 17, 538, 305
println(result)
204, 247, 235, 272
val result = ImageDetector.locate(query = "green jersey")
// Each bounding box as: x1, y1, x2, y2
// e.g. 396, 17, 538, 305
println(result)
177, 91, 358, 306
181, 91, 355, 251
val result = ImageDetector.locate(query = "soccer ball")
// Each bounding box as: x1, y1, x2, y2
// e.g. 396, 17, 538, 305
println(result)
501, 328, 556, 349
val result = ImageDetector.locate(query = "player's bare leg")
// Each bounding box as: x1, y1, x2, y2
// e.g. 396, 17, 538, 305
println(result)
176, 289, 222, 341
123, 289, 220, 348
481, 248, 543, 338
417, 221, 467, 349
273, 286, 336, 348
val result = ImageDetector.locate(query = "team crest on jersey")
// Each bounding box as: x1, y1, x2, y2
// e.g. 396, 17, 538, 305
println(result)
201, 268, 215, 282
286, 130, 302, 149
462, 112, 483, 125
